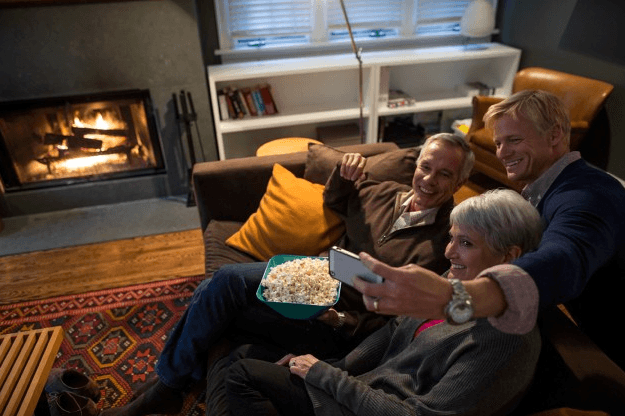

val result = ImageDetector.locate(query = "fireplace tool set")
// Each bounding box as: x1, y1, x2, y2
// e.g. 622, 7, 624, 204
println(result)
173, 90, 204, 207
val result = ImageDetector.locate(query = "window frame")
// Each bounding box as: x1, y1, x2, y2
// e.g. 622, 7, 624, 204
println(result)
213, 0, 498, 63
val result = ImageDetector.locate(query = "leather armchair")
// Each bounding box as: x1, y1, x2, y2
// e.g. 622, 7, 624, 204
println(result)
465, 67, 614, 191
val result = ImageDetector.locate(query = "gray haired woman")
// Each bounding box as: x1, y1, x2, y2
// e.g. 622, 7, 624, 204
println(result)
226, 189, 544, 416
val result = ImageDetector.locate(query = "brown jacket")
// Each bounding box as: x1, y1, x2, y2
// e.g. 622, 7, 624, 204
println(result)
323, 165, 453, 344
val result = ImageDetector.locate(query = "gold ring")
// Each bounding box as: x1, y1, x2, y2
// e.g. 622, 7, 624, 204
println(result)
373, 298, 380, 312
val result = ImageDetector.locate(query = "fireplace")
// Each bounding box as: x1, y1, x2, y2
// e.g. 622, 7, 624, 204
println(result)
0, 90, 164, 193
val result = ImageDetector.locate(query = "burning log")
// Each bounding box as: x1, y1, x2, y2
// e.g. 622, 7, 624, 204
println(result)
72, 127, 128, 137
43, 134, 67, 145
66, 136, 103, 150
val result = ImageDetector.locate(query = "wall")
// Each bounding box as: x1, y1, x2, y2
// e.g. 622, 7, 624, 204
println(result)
498, 0, 625, 179
0, 0, 217, 215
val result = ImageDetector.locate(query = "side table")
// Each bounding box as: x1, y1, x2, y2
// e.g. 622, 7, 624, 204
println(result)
0, 327, 64, 416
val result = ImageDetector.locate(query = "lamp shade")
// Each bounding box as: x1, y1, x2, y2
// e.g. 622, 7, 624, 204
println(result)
460, 0, 495, 38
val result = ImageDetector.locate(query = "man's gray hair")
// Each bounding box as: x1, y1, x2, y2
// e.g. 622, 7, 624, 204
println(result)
419, 133, 475, 183
450, 189, 543, 256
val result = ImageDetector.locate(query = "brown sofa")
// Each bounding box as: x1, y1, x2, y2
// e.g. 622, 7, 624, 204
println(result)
191, 141, 625, 415
192, 141, 408, 278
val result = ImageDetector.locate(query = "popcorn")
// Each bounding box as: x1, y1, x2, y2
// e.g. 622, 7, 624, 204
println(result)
262, 258, 339, 305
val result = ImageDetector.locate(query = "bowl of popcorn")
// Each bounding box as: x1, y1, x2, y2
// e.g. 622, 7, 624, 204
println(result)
257, 255, 341, 320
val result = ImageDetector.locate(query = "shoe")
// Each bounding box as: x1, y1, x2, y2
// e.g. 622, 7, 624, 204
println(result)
48, 391, 99, 416
45, 368, 101, 403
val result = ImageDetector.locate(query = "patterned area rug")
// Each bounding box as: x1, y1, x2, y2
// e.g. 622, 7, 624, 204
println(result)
0, 275, 207, 415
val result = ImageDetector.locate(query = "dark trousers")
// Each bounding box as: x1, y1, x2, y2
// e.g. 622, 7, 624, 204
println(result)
226, 358, 315, 416
205, 344, 315, 416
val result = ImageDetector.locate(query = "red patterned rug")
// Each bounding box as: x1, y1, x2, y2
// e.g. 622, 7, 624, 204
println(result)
0, 275, 207, 415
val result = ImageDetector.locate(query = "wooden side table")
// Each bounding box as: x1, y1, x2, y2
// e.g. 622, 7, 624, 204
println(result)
0, 327, 64, 416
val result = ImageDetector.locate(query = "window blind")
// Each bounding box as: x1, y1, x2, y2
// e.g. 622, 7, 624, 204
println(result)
225, 0, 313, 38
416, 0, 472, 34
327, 0, 404, 30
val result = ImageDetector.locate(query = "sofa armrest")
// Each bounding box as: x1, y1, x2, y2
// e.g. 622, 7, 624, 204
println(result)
540, 307, 625, 414
193, 152, 308, 232
192, 142, 400, 232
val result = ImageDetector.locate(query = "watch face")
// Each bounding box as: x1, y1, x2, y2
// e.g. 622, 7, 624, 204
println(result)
451, 300, 473, 324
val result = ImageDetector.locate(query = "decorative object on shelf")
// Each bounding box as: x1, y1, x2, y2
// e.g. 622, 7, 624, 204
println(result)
339, 0, 364, 143
460, 0, 496, 38
387, 89, 416, 108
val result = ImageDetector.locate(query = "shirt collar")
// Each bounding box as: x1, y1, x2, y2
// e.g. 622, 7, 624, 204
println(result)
521, 151, 581, 207
397, 191, 438, 226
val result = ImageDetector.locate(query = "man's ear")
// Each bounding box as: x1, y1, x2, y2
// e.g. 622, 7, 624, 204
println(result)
453, 178, 468, 193
548, 124, 565, 147
503, 245, 523, 263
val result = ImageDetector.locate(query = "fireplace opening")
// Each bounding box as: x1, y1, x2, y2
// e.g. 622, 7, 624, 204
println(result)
0, 90, 164, 192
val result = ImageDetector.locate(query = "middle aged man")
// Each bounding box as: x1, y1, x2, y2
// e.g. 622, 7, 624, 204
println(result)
354, 89, 625, 370
99, 133, 474, 416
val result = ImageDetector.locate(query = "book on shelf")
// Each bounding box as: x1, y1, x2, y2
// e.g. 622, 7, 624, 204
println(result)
258, 84, 278, 115
217, 90, 230, 121
387, 89, 416, 108
241, 88, 258, 116
237, 89, 251, 116
251, 88, 266, 115
226, 88, 245, 119
217, 83, 279, 119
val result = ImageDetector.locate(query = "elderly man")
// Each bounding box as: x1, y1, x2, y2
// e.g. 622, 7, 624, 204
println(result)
355, 90, 625, 369
99, 133, 474, 416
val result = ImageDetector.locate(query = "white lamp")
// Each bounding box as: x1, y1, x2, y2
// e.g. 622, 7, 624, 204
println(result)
460, 0, 496, 38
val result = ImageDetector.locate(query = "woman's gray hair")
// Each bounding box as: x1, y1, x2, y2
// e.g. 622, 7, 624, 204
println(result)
419, 133, 475, 183
450, 189, 543, 256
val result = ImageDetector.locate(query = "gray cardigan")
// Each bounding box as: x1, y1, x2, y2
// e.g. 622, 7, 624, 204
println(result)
304, 316, 541, 416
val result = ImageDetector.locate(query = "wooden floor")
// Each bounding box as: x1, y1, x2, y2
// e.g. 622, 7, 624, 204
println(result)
0, 228, 205, 305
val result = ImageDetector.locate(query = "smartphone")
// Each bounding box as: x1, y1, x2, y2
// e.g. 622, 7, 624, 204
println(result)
328, 246, 384, 287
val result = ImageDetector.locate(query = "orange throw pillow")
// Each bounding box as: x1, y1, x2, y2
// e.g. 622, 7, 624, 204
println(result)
226, 164, 345, 261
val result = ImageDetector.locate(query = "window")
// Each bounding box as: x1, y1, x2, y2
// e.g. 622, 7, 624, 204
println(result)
214, 0, 496, 58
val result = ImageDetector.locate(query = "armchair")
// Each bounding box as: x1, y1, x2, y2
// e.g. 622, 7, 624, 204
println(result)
466, 67, 614, 191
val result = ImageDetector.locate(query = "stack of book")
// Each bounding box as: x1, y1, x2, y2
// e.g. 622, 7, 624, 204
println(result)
217, 84, 278, 120
387, 89, 416, 108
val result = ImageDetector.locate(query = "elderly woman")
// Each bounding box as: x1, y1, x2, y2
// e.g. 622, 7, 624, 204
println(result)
225, 189, 543, 416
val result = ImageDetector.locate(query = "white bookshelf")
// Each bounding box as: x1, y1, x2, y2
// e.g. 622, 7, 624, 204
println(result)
207, 43, 521, 160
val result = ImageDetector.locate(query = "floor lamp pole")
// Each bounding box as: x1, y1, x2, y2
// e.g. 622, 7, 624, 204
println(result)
339, 0, 365, 143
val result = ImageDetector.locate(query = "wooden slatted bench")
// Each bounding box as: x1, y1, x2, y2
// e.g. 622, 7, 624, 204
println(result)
0, 327, 64, 416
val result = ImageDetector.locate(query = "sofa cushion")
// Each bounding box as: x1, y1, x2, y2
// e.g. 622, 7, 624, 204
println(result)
303, 143, 419, 186
204, 220, 258, 278
225, 164, 345, 261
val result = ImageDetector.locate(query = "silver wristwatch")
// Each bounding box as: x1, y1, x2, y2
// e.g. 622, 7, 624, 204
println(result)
444, 279, 474, 324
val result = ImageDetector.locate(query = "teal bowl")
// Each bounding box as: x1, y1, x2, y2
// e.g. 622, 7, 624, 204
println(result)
256, 254, 341, 320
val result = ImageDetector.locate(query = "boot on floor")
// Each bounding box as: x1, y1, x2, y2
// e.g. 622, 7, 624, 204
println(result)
99, 380, 184, 416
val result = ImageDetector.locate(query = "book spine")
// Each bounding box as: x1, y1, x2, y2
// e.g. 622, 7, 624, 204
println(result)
224, 88, 236, 119
217, 90, 230, 120
252, 88, 266, 115
237, 89, 250, 117
227, 88, 244, 119
242, 88, 258, 116
258, 84, 277, 115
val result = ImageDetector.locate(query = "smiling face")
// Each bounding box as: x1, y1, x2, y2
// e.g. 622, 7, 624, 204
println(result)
493, 114, 562, 184
411, 140, 465, 210
445, 224, 508, 281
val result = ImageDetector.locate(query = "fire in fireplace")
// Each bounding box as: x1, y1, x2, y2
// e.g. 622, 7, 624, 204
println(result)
0, 90, 164, 192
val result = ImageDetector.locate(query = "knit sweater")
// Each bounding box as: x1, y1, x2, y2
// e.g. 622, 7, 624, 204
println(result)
305, 316, 541, 416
